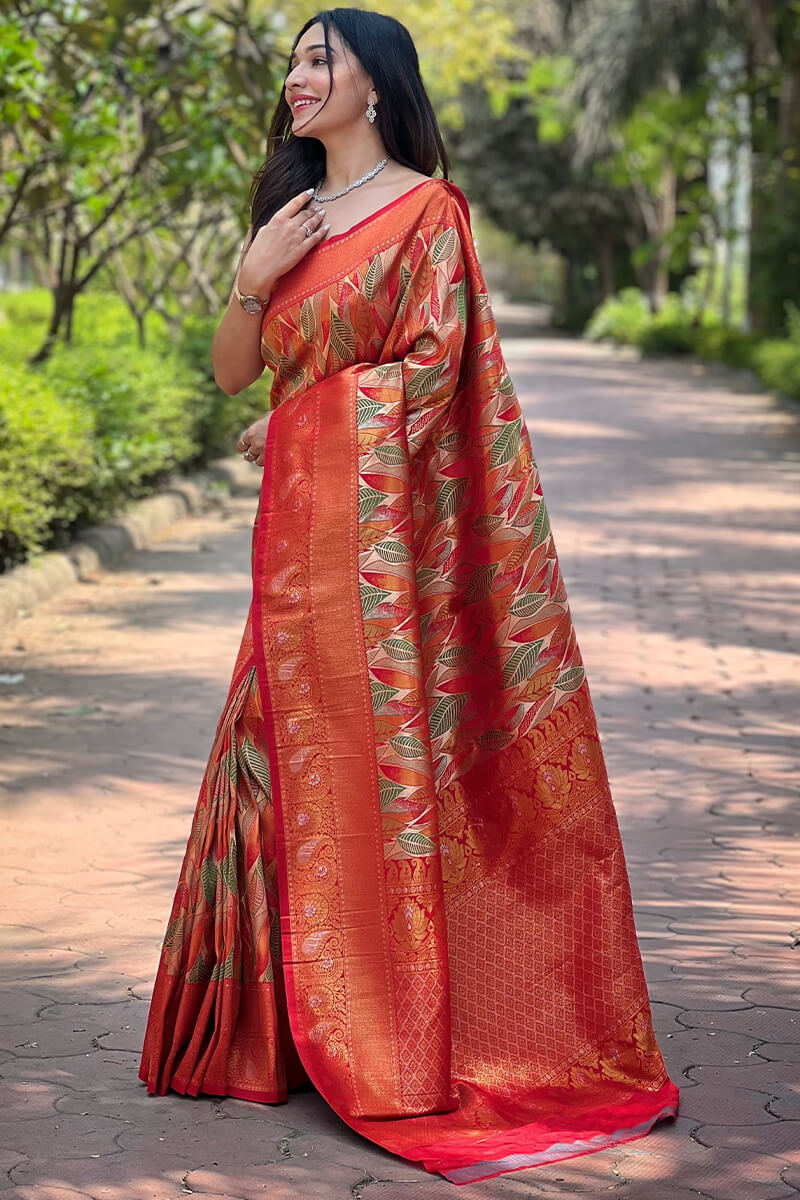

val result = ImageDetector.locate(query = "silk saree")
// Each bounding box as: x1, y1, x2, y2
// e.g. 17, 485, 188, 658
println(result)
138, 176, 679, 1183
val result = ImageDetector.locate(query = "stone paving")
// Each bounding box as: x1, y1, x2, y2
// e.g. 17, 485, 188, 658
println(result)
0, 337, 798, 1199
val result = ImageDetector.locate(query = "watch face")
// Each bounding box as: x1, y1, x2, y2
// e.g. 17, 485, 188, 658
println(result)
242, 295, 262, 314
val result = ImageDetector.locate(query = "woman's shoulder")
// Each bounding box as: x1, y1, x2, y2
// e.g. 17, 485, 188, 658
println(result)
415, 175, 472, 232
386, 168, 470, 220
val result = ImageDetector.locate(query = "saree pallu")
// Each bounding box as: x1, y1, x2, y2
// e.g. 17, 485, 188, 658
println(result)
138, 176, 679, 1183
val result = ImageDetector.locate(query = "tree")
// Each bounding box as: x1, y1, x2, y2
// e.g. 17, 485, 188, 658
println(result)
555, 0, 800, 334
0, 0, 283, 361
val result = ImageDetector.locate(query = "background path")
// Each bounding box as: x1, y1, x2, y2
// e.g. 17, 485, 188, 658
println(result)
1, 336, 798, 1199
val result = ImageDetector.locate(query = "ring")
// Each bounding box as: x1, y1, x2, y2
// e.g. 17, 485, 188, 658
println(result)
243, 448, 255, 460
302, 224, 312, 238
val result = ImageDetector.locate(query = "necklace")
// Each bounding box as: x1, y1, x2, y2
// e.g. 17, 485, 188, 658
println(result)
313, 156, 391, 203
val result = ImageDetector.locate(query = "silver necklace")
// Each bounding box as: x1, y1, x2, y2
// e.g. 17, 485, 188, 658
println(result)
313, 156, 390, 203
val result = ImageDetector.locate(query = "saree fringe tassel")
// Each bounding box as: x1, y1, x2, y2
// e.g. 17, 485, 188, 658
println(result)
139, 177, 679, 1183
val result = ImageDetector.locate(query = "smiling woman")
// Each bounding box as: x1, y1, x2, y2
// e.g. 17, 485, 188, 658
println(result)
138, 6, 680, 1186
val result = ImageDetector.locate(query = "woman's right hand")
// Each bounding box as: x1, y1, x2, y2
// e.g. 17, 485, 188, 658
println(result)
237, 188, 330, 295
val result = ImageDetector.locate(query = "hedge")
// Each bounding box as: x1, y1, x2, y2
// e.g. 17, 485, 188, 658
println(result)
585, 288, 800, 401
0, 289, 272, 571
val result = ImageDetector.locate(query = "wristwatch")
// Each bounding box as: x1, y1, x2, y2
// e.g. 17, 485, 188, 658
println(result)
234, 277, 271, 314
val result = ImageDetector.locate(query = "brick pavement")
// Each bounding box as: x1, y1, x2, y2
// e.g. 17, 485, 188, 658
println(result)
0, 337, 798, 1198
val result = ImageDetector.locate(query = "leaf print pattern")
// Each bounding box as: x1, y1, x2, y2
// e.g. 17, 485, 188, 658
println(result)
139, 632, 307, 1102
262, 201, 584, 865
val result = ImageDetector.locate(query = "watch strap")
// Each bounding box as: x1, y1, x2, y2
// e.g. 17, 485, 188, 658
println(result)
234, 278, 270, 311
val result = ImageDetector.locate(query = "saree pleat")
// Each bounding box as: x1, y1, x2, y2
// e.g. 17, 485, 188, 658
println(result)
139, 176, 679, 1182
138, 611, 307, 1101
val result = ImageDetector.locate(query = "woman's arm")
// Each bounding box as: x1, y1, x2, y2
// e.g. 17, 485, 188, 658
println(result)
212, 193, 330, 396
211, 224, 275, 396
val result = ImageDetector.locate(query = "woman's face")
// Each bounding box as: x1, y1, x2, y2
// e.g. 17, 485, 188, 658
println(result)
284, 22, 375, 137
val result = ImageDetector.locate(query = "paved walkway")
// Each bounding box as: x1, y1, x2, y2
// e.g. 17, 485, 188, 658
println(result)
1, 337, 798, 1199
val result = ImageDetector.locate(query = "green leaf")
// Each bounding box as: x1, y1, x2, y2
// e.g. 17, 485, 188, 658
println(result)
438, 645, 474, 667
557, 666, 585, 693
406, 361, 445, 400
379, 777, 405, 809
532, 501, 551, 547
201, 856, 218, 906
330, 313, 355, 360
374, 538, 412, 564
357, 397, 380, 426
439, 430, 466, 451
371, 680, 399, 711
374, 443, 407, 466
210, 947, 235, 981
389, 734, 426, 759
509, 592, 549, 617
429, 693, 467, 739
364, 254, 384, 302
456, 279, 468, 330
164, 914, 184, 949
358, 484, 385, 520
241, 736, 271, 797
361, 583, 390, 618
383, 637, 417, 661
300, 298, 315, 343
435, 476, 468, 522
220, 836, 238, 895
226, 727, 238, 787
187, 948, 210, 983
463, 561, 498, 604
503, 641, 545, 689
432, 227, 457, 264
397, 830, 436, 856
490, 418, 521, 467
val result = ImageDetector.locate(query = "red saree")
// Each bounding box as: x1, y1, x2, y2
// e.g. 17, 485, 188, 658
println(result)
138, 176, 679, 1183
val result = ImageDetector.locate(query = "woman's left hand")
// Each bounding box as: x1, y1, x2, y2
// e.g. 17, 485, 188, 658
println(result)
236, 413, 271, 468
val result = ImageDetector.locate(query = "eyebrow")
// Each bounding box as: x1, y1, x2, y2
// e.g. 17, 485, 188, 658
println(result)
289, 44, 332, 62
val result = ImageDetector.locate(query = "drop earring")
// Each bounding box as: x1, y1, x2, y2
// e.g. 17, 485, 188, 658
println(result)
366, 97, 377, 123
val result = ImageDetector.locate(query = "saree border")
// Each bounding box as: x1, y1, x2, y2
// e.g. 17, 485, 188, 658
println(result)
259, 178, 469, 332
251, 376, 406, 1118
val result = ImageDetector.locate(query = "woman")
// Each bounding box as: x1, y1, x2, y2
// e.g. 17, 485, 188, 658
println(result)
138, 7, 680, 1184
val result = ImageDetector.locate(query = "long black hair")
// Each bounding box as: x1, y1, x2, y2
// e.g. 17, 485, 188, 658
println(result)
247, 8, 450, 235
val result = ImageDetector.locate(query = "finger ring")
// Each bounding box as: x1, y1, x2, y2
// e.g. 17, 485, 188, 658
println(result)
243, 448, 254, 460
302, 223, 312, 238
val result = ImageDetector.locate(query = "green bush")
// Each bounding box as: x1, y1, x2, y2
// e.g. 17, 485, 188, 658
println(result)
38, 340, 209, 520
0, 290, 53, 366
0, 288, 273, 570
584, 288, 652, 345
691, 324, 760, 370
752, 339, 800, 398
175, 313, 271, 461
585, 287, 800, 401
0, 364, 95, 566
639, 312, 696, 354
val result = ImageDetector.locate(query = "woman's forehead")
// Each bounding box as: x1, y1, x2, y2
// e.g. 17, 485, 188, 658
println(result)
293, 24, 339, 56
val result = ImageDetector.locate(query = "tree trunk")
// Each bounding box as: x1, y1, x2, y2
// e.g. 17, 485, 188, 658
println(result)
29, 284, 73, 365
650, 160, 677, 311
596, 232, 616, 299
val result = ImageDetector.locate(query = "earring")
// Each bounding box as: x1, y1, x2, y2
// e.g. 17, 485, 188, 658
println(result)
366, 97, 377, 123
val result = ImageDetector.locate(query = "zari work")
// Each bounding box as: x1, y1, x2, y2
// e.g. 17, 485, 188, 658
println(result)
138, 176, 679, 1183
